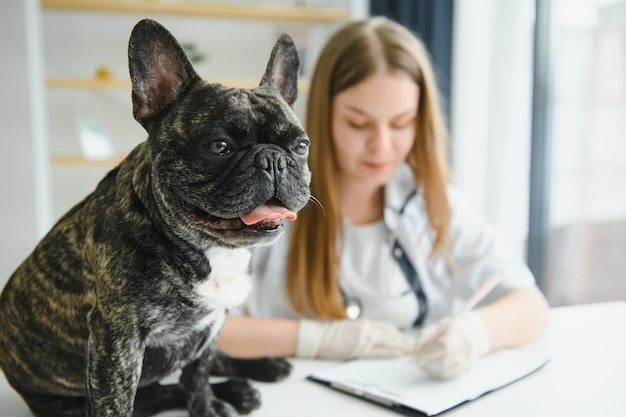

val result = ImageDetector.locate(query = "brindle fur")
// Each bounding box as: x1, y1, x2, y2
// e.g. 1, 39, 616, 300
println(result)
0, 19, 310, 417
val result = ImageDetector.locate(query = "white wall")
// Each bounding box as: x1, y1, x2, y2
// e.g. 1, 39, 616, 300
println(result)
1, 0, 536, 287
0, 0, 49, 284
451, 0, 536, 261
0, 1, 363, 286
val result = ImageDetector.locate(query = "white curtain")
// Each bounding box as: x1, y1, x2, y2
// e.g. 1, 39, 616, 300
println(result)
450, 0, 536, 261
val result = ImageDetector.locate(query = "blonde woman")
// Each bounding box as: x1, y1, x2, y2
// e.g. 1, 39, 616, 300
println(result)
219, 17, 549, 379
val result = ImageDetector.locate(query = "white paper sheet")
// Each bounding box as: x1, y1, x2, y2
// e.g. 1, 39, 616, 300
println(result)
310, 349, 550, 416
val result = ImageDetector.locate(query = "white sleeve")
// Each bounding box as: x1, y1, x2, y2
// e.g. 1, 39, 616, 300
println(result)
446, 187, 536, 306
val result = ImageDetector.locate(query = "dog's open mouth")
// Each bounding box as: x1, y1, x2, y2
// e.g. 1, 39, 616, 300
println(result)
187, 198, 297, 232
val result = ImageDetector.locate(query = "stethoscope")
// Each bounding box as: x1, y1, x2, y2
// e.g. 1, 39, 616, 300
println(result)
341, 189, 428, 326
344, 296, 363, 320
341, 232, 408, 320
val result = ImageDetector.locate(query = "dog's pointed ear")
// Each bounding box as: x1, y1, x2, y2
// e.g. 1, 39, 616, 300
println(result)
128, 19, 201, 130
260, 34, 300, 107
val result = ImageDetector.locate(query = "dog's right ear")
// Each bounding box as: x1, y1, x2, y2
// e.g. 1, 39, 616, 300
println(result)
128, 19, 201, 131
260, 34, 300, 107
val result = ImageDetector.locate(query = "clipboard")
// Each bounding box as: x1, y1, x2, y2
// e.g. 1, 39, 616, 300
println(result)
308, 349, 550, 416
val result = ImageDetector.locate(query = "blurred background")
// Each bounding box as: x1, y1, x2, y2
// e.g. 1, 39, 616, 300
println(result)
1, 0, 624, 307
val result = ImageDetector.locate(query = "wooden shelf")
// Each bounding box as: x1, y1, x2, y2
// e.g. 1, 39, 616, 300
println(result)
41, 0, 349, 22
50, 154, 127, 167
47, 77, 131, 89
43, 1, 326, 170
46, 76, 310, 91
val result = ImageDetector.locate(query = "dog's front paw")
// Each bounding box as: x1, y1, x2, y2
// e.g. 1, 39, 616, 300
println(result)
212, 377, 261, 414
237, 356, 292, 382
259, 357, 292, 382
212, 352, 293, 382
188, 396, 238, 417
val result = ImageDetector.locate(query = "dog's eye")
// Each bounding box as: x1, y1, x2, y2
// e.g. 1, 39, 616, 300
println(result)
292, 140, 309, 156
205, 140, 231, 156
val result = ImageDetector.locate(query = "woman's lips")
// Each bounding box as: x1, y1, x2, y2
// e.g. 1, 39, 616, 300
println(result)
363, 161, 388, 170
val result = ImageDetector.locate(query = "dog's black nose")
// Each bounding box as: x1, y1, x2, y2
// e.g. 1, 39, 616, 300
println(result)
255, 149, 287, 174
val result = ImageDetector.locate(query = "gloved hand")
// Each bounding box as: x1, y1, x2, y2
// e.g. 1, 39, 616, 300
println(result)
296, 319, 411, 360
410, 311, 490, 379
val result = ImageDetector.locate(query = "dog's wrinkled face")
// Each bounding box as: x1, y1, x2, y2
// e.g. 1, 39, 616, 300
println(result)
128, 20, 311, 248
154, 85, 311, 248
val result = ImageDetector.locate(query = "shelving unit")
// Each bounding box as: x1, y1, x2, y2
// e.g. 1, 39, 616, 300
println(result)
41, 0, 350, 22
46, 76, 310, 91
39, 0, 350, 219
42, 0, 342, 94
50, 154, 127, 167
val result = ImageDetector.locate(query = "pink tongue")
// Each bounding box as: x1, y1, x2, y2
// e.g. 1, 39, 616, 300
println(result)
240, 201, 297, 225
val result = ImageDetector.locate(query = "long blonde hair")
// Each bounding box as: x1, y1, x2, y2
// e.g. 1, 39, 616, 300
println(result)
287, 17, 451, 318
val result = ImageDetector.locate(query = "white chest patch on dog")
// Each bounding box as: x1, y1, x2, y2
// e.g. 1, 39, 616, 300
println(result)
195, 247, 253, 311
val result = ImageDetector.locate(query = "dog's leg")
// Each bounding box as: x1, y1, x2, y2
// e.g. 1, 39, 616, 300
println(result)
132, 382, 186, 417
86, 308, 144, 417
210, 378, 261, 415
179, 347, 237, 417
210, 350, 292, 382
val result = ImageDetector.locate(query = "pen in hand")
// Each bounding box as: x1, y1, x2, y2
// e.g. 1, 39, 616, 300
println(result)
456, 273, 502, 316
409, 273, 502, 362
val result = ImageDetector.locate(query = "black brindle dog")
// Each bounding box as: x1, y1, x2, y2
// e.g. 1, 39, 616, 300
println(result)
0, 19, 311, 417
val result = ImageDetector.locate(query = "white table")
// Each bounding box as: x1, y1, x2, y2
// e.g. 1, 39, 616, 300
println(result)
2, 302, 625, 417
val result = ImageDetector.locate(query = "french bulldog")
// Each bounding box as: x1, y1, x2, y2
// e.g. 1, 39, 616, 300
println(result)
0, 18, 311, 417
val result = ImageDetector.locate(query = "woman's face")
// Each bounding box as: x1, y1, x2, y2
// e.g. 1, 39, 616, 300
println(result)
331, 71, 419, 191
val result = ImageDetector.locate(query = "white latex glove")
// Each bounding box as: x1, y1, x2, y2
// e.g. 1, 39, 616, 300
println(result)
296, 319, 411, 360
410, 311, 490, 379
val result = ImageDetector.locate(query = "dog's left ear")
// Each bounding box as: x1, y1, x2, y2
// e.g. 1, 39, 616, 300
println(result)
128, 19, 201, 131
260, 34, 300, 107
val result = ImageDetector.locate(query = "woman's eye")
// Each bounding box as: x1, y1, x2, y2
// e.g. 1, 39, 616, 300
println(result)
348, 120, 369, 129
205, 140, 231, 156
391, 116, 416, 130
293, 140, 309, 155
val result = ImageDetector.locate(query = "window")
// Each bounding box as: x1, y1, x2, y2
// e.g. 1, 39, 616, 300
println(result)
531, 0, 626, 305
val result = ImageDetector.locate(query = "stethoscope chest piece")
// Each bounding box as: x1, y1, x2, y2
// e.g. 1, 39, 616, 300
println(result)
344, 296, 363, 320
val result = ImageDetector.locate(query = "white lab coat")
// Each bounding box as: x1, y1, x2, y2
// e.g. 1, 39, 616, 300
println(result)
238, 164, 535, 328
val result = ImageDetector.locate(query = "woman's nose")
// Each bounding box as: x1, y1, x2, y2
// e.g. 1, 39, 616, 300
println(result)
368, 125, 392, 151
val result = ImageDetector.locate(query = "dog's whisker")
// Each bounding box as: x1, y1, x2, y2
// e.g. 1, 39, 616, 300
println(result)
308, 195, 326, 216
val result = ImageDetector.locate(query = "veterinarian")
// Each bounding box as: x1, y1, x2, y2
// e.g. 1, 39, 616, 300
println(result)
219, 17, 549, 380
